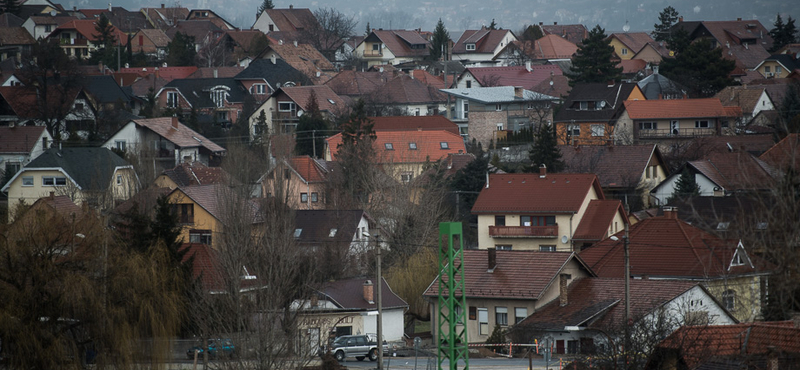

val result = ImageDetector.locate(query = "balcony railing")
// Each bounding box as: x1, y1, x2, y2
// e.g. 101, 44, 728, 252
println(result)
363, 50, 383, 57
638, 128, 716, 138
489, 225, 558, 238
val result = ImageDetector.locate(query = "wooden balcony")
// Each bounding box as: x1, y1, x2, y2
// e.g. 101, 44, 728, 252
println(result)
489, 225, 558, 238
363, 50, 383, 57
638, 127, 716, 139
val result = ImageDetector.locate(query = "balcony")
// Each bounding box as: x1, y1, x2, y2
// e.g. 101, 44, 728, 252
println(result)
638, 127, 716, 139
489, 225, 558, 238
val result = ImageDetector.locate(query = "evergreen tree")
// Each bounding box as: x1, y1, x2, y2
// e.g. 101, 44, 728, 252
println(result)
660, 39, 736, 97
652, 6, 679, 42
365, 22, 371, 36
780, 81, 800, 133
295, 90, 328, 157
335, 100, 376, 204
670, 167, 700, 200
568, 25, 622, 86
257, 0, 274, 15
769, 14, 798, 52
488, 19, 498, 30
450, 154, 489, 217
90, 14, 118, 68
521, 24, 543, 41
1, 0, 20, 15
429, 18, 450, 61
166, 32, 197, 66
528, 123, 564, 173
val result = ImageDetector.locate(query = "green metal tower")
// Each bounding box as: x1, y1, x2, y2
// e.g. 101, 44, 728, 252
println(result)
437, 222, 469, 370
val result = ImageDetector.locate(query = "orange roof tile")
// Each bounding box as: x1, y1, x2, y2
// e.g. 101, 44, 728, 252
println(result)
54, 19, 128, 44
326, 129, 466, 165
472, 173, 604, 214
760, 133, 800, 171
572, 200, 626, 242
623, 98, 727, 119
371, 116, 459, 136
280, 85, 346, 113
532, 35, 578, 59
288, 156, 328, 183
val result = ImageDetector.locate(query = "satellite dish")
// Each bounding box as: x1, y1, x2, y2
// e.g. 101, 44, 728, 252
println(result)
561, 235, 568, 244
622, 24, 630, 33
296, 110, 304, 117
50, 10, 57, 16
549, 80, 554, 86
600, 101, 606, 108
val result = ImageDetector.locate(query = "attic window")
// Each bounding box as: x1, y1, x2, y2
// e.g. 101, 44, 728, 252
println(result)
328, 228, 337, 237
440, 142, 449, 149
327, 98, 336, 104
384, 143, 394, 150
716, 222, 730, 230
409, 142, 417, 150
294, 229, 302, 238
731, 251, 744, 266
466, 43, 476, 51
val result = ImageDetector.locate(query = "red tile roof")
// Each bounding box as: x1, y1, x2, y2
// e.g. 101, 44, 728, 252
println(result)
463, 65, 564, 90
572, 200, 626, 242
560, 144, 661, 189
371, 74, 447, 104
579, 215, 773, 279
324, 70, 393, 96
714, 85, 769, 115
518, 277, 700, 331
532, 74, 572, 98
528, 35, 578, 59
0, 126, 47, 154
326, 129, 466, 165
320, 277, 408, 310
161, 161, 230, 188
180, 243, 263, 292
265, 42, 335, 84
424, 250, 593, 299
453, 29, 512, 54
0, 86, 80, 120
608, 32, 655, 55
288, 156, 328, 183
759, 133, 800, 171
540, 24, 589, 46
618, 58, 647, 74
263, 8, 319, 32
129, 117, 225, 153
280, 85, 346, 113
623, 98, 728, 119
472, 173, 604, 214
54, 19, 128, 44
371, 29, 430, 58
0, 27, 35, 45
410, 69, 445, 89
689, 151, 777, 191
371, 115, 459, 136
173, 184, 223, 221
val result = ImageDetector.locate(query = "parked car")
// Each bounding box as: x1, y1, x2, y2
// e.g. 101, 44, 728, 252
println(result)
330, 334, 388, 362
185, 339, 235, 360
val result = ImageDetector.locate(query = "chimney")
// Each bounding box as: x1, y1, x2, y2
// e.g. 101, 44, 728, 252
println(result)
171, 116, 179, 129
559, 274, 569, 306
213, 69, 218, 78
363, 280, 374, 304
737, 17, 742, 21
270, 54, 276, 64
663, 206, 678, 219
108, 2, 111, 11
161, 3, 165, 7
678, 16, 683, 22
525, 61, 532, 72
289, 4, 293, 9
485, 172, 489, 188
293, 40, 298, 47
514, 86, 523, 98
539, 22, 543, 26
653, 65, 659, 74
487, 248, 497, 271
554, 22, 558, 25
379, 66, 384, 73
539, 164, 547, 178
49, 191, 55, 200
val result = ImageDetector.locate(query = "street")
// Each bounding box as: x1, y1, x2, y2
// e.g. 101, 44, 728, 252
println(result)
340, 356, 557, 370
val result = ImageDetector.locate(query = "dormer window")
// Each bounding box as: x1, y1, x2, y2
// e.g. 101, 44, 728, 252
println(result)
579, 101, 588, 110
384, 143, 394, 150
210, 86, 229, 108
440, 142, 449, 149
294, 228, 302, 238
466, 43, 476, 51
409, 142, 417, 150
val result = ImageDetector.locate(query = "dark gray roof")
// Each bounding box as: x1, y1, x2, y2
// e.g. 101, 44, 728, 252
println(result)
165, 20, 221, 41
163, 77, 247, 108
319, 277, 408, 310
82, 75, 131, 105
765, 54, 800, 71
554, 82, 637, 123
24, 147, 131, 191
103, 7, 151, 33
294, 210, 367, 246
234, 58, 310, 88
637, 72, 687, 100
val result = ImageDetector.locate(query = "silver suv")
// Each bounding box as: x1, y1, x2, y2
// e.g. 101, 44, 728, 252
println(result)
330, 335, 385, 362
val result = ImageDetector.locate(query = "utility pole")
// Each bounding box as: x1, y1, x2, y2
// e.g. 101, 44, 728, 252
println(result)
376, 234, 383, 370
623, 220, 630, 370
312, 130, 316, 158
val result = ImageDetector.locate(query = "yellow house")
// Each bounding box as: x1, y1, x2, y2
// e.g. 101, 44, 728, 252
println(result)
607, 32, 656, 60
753, 54, 799, 78
2, 147, 138, 220
166, 185, 225, 249
554, 83, 645, 146
471, 170, 628, 252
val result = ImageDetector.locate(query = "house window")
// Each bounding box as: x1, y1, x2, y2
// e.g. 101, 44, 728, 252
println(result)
278, 102, 295, 112
42, 176, 67, 186
621, 48, 628, 55
384, 143, 394, 150
311, 192, 319, 202
167, 91, 178, 108
495, 245, 512, 251
115, 140, 126, 151
462, 101, 469, 119
189, 229, 212, 245
639, 122, 657, 130
42, 137, 49, 149
268, 24, 274, 31
495, 215, 505, 226
372, 43, 380, 51
211, 88, 227, 108
567, 124, 580, 136
415, 108, 420, 116
478, 308, 488, 335
328, 228, 337, 237
401, 172, 414, 183
495, 104, 502, 111
495, 307, 508, 326
22, 176, 34, 186
409, 142, 417, 150
116, 174, 122, 185
252, 84, 266, 94
764, 66, 771, 73
695, 120, 710, 128
579, 101, 588, 110
465, 80, 472, 88
74, 103, 84, 110
590, 124, 605, 137
496, 123, 504, 131
776, 66, 782, 74
514, 307, 527, 324
540, 245, 556, 252
294, 228, 302, 238
731, 251, 745, 266
171, 204, 194, 224
216, 110, 228, 122
466, 43, 476, 51
440, 142, 449, 149
45, 24, 52, 32
520, 215, 555, 226
469, 306, 476, 320
5, 162, 20, 177
722, 289, 735, 310
301, 193, 308, 203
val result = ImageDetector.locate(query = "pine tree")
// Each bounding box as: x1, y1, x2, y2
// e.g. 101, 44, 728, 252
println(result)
652, 6, 679, 42
450, 154, 489, 218
521, 24, 543, 41
166, 32, 197, 66
670, 167, 700, 200
430, 18, 450, 61
365, 22, 371, 36
257, 0, 274, 15
769, 14, 798, 52
528, 123, 564, 173
660, 39, 736, 97
488, 19, 498, 30
568, 25, 622, 86
91, 13, 118, 67
2, 0, 20, 15
295, 90, 328, 157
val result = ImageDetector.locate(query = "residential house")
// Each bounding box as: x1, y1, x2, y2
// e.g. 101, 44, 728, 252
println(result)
513, 35, 578, 62
754, 54, 800, 79
165, 20, 223, 53
249, 85, 346, 137
455, 64, 563, 91
615, 98, 738, 145
155, 77, 247, 126
324, 69, 395, 99
354, 29, 430, 68
674, 19, 772, 77
424, 249, 595, 343
650, 150, 777, 205
0, 27, 35, 61
637, 67, 687, 100
259, 156, 330, 209
607, 32, 655, 60
301, 277, 408, 347
102, 117, 226, 169
130, 28, 170, 60
92, 7, 150, 35
21, 15, 75, 40
16, 0, 64, 20
0, 85, 96, 139
580, 207, 774, 322
714, 85, 775, 125
81, 75, 135, 127
760, 133, 800, 172
325, 128, 466, 183
48, 19, 128, 59
154, 161, 230, 190
553, 82, 644, 146
630, 41, 671, 64
471, 170, 627, 251
234, 57, 310, 102
646, 322, 800, 370
451, 28, 518, 66
1, 147, 138, 215
365, 74, 447, 117
0, 126, 52, 181
252, 7, 319, 35
257, 41, 336, 85
440, 86, 559, 145
560, 144, 667, 209
185, 9, 235, 30
515, 278, 736, 355
538, 22, 589, 46
216, 30, 269, 63
166, 184, 224, 248
179, 242, 266, 295
140, 4, 190, 31
293, 210, 375, 259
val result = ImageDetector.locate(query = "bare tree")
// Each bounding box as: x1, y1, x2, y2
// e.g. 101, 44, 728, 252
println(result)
301, 8, 357, 62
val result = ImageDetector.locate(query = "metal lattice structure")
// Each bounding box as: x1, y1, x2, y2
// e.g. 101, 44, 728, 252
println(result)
437, 222, 469, 370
